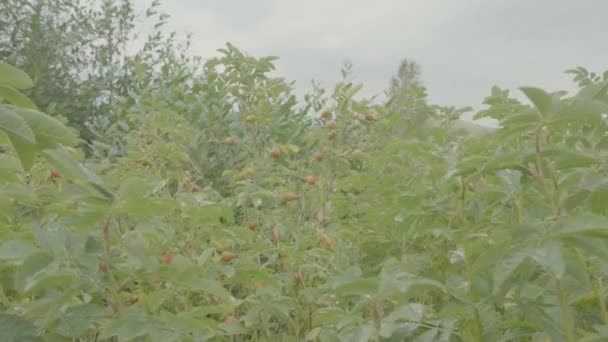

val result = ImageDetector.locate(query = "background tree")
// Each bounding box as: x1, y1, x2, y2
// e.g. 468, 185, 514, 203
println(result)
387, 57, 422, 98
0, 0, 192, 147
385, 57, 437, 134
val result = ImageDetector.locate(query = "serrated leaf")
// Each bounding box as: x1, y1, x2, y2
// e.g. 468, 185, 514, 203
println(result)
0, 85, 37, 108
0, 63, 34, 89
520, 87, 553, 115
16, 108, 78, 148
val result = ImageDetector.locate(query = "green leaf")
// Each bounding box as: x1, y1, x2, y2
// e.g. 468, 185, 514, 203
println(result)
6, 134, 37, 171
0, 85, 37, 108
0, 314, 42, 342
528, 241, 565, 279
98, 309, 150, 341
501, 109, 540, 127
119, 177, 165, 199
540, 149, 600, 170
0, 107, 35, 143
0, 63, 34, 89
54, 304, 109, 338
175, 275, 232, 301
116, 197, 176, 219
380, 303, 425, 338
548, 212, 608, 239
576, 80, 608, 100
493, 247, 527, 291
0, 154, 21, 183
0, 240, 37, 261
494, 241, 566, 289
332, 277, 379, 296
551, 98, 608, 124
14, 253, 53, 292
0, 107, 38, 170
520, 87, 553, 115
311, 308, 346, 327
16, 108, 78, 148
161, 311, 218, 332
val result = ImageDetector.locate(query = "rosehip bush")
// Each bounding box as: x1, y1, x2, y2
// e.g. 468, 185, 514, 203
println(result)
2, 49, 608, 342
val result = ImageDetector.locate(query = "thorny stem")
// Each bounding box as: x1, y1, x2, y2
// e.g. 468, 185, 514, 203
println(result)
464, 245, 484, 342
533, 124, 558, 213
575, 249, 608, 324
100, 217, 122, 314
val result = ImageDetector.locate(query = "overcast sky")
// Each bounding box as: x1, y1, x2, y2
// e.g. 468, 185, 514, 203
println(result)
135, 0, 607, 123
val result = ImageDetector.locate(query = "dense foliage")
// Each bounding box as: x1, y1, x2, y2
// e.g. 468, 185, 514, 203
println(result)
2, 2, 608, 341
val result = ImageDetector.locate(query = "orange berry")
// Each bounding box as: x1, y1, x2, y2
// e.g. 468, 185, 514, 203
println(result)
222, 137, 236, 145
305, 175, 316, 185
224, 315, 237, 323
255, 281, 266, 289
246, 220, 258, 230
283, 192, 299, 201
320, 110, 331, 119
270, 147, 281, 159
128, 294, 139, 305
160, 252, 172, 264
190, 184, 201, 192
49, 169, 61, 181
220, 251, 235, 262
365, 113, 376, 121
328, 131, 337, 140
313, 151, 324, 161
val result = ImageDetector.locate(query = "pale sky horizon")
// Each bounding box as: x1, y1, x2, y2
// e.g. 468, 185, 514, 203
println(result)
135, 1, 607, 125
